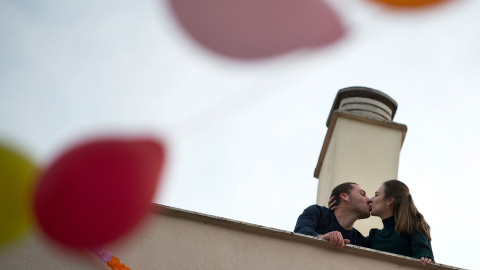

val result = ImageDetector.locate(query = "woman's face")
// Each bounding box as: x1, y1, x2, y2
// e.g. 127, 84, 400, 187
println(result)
370, 185, 393, 219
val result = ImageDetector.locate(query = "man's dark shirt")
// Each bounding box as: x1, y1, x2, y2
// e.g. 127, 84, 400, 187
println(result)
294, 204, 368, 247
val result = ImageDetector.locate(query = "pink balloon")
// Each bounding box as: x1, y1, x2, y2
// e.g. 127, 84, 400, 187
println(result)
168, 0, 345, 59
34, 137, 165, 248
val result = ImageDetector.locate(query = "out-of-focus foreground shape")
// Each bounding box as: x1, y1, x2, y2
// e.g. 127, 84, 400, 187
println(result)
0, 143, 36, 246
369, 0, 450, 8
167, 0, 345, 59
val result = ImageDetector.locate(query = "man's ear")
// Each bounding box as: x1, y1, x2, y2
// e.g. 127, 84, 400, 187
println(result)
340, 193, 349, 202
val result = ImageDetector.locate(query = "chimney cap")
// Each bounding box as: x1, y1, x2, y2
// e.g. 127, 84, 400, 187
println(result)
326, 86, 398, 127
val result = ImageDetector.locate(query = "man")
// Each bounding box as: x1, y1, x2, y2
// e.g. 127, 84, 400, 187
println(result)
294, 182, 371, 248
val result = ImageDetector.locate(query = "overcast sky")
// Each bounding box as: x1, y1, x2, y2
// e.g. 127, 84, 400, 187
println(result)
1, 0, 480, 269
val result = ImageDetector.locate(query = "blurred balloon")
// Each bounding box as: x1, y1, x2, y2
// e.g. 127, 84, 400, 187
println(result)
0, 144, 36, 246
34, 137, 165, 248
168, 0, 345, 59
369, 0, 449, 8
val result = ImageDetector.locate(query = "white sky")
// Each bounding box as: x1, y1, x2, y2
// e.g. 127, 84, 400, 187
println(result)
1, 0, 479, 269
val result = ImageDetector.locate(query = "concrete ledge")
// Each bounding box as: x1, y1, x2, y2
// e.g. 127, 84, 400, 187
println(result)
153, 204, 460, 270
0, 204, 461, 270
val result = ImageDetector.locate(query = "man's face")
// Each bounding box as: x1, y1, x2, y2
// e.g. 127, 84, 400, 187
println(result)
346, 184, 371, 219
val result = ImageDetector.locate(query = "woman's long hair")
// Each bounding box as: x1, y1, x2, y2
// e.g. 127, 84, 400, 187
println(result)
383, 180, 431, 240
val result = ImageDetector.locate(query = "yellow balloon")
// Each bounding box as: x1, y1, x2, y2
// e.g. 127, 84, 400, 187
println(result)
0, 144, 37, 245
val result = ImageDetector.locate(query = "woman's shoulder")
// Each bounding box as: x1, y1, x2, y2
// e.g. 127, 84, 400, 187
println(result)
411, 230, 430, 241
368, 228, 380, 237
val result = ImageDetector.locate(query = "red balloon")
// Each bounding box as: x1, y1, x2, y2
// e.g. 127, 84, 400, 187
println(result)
34, 137, 165, 248
168, 0, 345, 59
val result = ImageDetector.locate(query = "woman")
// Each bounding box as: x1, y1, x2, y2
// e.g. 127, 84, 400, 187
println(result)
369, 179, 434, 265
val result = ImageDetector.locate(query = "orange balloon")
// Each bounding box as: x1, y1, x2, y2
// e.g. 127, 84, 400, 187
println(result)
369, 0, 449, 8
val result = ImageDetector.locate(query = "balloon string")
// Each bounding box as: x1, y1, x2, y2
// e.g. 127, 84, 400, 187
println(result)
89, 246, 131, 270
89, 246, 113, 263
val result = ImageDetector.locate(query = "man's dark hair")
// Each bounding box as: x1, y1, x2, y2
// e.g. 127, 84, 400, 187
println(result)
329, 182, 358, 209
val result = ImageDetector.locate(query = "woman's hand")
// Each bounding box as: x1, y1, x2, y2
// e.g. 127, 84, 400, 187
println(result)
420, 257, 433, 266
328, 196, 337, 210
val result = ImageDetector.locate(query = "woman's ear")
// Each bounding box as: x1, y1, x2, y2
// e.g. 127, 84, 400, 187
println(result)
386, 197, 394, 206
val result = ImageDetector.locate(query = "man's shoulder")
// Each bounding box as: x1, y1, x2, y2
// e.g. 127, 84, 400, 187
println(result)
304, 204, 332, 214
305, 204, 328, 210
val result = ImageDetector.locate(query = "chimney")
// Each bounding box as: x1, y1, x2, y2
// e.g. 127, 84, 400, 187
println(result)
314, 86, 407, 235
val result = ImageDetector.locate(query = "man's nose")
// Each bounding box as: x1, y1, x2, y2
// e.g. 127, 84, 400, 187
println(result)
367, 198, 372, 204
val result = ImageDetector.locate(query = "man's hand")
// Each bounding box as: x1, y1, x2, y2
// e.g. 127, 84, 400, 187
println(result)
318, 231, 350, 248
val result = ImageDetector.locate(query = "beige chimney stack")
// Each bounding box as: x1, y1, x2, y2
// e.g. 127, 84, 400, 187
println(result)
314, 86, 407, 235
